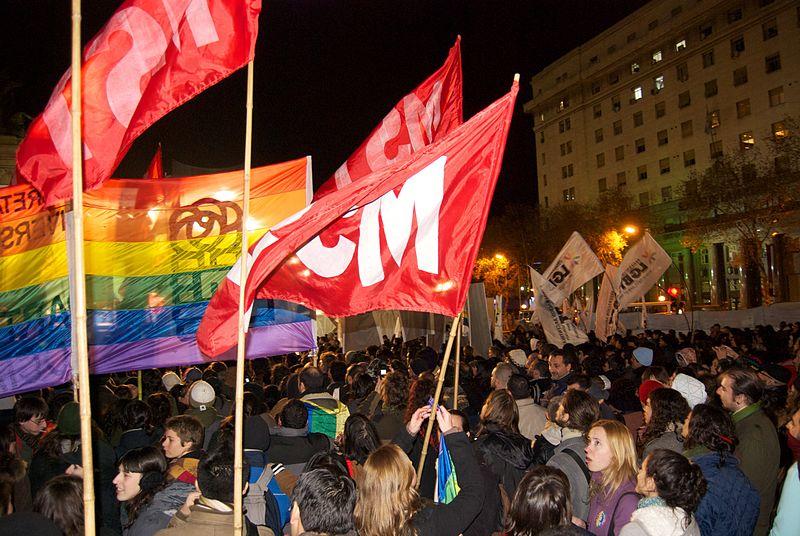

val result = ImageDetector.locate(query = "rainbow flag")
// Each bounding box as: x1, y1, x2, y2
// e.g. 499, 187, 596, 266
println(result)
303, 399, 349, 439
0, 158, 316, 396
436, 434, 460, 504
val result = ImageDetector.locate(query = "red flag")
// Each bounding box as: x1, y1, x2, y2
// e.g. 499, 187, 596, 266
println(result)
312, 37, 462, 201
197, 82, 517, 357
144, 144, 164, 179
16, 0, 261, 206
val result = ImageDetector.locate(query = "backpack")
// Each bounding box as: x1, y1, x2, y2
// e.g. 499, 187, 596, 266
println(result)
244, 461, 284, 536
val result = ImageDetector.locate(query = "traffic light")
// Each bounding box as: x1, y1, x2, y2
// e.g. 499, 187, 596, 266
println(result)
667, 286, 680, 298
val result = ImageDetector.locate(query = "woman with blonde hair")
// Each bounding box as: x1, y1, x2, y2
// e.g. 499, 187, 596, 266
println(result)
585, 419, 640, 536
355, 404, 485, 536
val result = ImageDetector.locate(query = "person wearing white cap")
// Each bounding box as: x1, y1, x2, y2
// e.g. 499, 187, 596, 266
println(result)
185, 380, 220, 429
671, 373, 707, 409
162, 371, 183, 392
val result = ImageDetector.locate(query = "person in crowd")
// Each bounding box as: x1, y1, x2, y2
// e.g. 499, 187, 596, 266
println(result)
771, 404, 800, 535
620, 449, 706, 536
116, 399, 158, 459
638, 388, 689, 459
527, 358, 552, 404
327, 361, 348, 400
13, 396, 49, 463
161, 415, 204, 486
156, 442, 268, 535
542, 350, 577, 404
299, 366, 351, 440
0, 443, 25, 515
371, 371, 409, 442
184, 381, 220, 429
289, 467, 357, 536
569, 375, 618, 421
547, 389, 600, 523
474, 389, 535, 499
506, 465, 590, 535
267, 398, 331, 474
33, 475, 84, 536
113, 446, 189, 535
147, 393, 174, 438
354, 404, 484, 536
532, 396, 564, 465
509, 373, 547, 441
585, 420, 639, 536
490, 363, 514, 390
682, 404, 759, 536
670, 373, 707, 410
717, 368, 779, 535
346, 373, 377, 416
340, 413, 381, 479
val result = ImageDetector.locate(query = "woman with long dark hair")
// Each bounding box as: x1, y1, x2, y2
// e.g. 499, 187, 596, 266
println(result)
620, 449, 706, 536
341, 413, 381, 478
114, 446, 187, 535
116, 400, 157, 459
682, 404, 759, 536
474, 389, 535, 499
34, 475, 84, 536
638, 388, 689, 459
506, 466, 582, 535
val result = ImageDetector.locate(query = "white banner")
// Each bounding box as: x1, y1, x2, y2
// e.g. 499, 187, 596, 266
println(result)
531, 269, 588, 348
616, 232, 672, 307
543, 232, 605, 304
595, 264, 620, 342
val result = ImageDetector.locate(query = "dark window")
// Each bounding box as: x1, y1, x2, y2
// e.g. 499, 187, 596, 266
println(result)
733, 67, 748, 86
736, 99, 751, 118
613, 120, 623, 135
633, 111, 644, 127
678, 91, 691, 108
638, 165, 648, 181
765, 53, 781, 73
681, 120, 693, 138
731, 36, 745, 57
655, 101, 666, 118
705, 79, 718, 97
702, 50, 714, 68
710, 140, 723, 159
683, 149, 696, 167
659, 158, 671, 175
677, 62, 689, 82
699, 23, 713, 40
728, 8, 743, 23
762, 20, 778, 40
617, 171, 627, 187
635, 138, 646, 153
657, 129, 669, 146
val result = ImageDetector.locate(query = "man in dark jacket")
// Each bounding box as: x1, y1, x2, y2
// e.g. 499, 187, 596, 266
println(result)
717, 368, 779, 536
541, 349, 577, 406
267, 399, 331, 475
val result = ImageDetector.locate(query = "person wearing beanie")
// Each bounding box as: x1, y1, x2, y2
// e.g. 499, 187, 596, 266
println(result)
182, 367, 202, 384
637, 380, 664, 406
671, 373, 707, 409
162, 372, 183, 392
184, 381, 220, 429
632, 347, 654, 368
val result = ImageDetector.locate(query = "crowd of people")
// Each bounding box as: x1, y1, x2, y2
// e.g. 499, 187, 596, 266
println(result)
0, 321, 798, 536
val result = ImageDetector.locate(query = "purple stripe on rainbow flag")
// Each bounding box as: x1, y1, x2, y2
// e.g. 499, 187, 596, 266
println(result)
0, 348, 72, 396
89, 321, 315, 374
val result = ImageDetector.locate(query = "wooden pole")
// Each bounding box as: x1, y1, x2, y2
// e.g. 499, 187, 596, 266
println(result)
233, 60, 255, 536
415, 312, 462, 487
137, 370, 143, 401
70, 1, 96, 533
453, 321, 461, 410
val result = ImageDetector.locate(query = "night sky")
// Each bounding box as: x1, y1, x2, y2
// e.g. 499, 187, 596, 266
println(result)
2, 0, 647, 212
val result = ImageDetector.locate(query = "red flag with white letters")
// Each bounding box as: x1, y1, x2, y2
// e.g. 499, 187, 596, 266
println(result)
16, 0, 261, 206
312, 37, 462, 200
197, 81, 517, 357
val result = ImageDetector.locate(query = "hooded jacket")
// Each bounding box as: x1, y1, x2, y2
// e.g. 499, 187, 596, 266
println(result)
618, 505, 700, 536
473, 424, 535, 499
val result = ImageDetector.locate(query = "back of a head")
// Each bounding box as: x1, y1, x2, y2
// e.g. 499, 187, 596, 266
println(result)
645, 449, 707, 520
684, 403, 738, 453
197, 443, 249, 503
343, 413, 381, 465
280, 399, 308, 430
355, 443, 420, 536
480, 389, 520, 434
507, 466, 572, 535
560, 389, 600, 432
294, 468, 357, 535
329, 361, 348, 383
122, 399, 152, 431
34, 475, 84, 536
507, 374, 531, 400
300, 366, 326, 393
493, 362, 514, 387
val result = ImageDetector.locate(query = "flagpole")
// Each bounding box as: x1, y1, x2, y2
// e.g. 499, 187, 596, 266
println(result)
233, 60, 255, 536
453, 320, 461, 410
416, 312, 462, 487
70, 0, 97, 533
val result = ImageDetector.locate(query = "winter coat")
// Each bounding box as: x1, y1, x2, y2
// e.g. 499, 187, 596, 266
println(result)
116, 428, 158, 459
265, 426, 330, 475
473, 425, 535, 499
155, 497, 271, 536
587, 475, 639, 536
516, 398, 547, 441
732, 402, 779, 536
686, 449, 759, 536
122, 481, 194, 536
301, 391, 350, 439
372, 407, 406, 443
548, 431, 592, 522
641, 429, 683, 460
394, 430, 485, 536
618, 505, 701, 536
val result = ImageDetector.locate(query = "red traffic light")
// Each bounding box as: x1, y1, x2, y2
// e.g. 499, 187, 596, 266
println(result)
667, 286, 680, 298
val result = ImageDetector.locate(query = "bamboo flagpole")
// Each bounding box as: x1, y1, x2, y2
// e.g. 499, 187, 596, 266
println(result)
453, 321, 461, 410
70, 0, 97, 532
415, 312, 462, 487
233, 60, 255, 536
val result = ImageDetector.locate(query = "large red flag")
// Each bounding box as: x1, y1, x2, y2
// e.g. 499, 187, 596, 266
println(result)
197, 81, 517, 357
312, 37, 462, 201
16, 0, 261, 206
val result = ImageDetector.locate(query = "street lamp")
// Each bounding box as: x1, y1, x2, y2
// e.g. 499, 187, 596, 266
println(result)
623, 225, 639, 236
495, 253, 506, 260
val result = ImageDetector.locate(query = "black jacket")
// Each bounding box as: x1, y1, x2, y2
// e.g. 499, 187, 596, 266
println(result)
265, 427, 330, 473
473, 425, 536, 499
394, 430, 485, 536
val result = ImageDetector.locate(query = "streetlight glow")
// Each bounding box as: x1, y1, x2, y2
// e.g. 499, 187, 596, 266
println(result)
494, 253, 506, 260
623, 225, 638, 236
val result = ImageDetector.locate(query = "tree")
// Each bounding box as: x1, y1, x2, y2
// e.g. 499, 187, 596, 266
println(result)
678, 130, 800, 305
473, 254, 520, 299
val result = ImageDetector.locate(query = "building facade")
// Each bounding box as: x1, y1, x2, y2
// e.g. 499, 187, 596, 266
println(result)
524, 0, 800, 308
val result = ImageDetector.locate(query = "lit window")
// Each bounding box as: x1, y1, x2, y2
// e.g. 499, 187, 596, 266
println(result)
653, 75, 665, 92
558, 97, 569, 111
633, 86, 643, 100
631, 62, 640, 73
739, 131, 755, 150
652, 50, 663, 63
675, 39, 687, 51
708, 110, 721, 129
772, 121, 788, 140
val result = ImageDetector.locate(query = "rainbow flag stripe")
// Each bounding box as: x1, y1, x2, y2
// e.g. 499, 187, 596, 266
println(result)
0, 158, 316, 396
